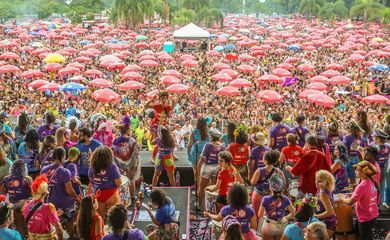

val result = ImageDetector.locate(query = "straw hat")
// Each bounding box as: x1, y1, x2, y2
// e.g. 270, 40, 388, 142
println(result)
251, 132, 268, 145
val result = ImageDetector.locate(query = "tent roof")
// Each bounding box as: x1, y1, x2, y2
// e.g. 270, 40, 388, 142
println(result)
173, 23, 210, 40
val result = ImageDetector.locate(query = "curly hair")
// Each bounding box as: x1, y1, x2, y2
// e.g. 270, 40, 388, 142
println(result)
90, 146, 113, 174
315, 170, 335, 192
196, 117, 208, 141
227, 184, 248, 209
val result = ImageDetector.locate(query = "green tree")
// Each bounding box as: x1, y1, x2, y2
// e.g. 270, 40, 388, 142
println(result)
350, 0, 383, 21
110, 0, 153, 28
299, 0, 320, 16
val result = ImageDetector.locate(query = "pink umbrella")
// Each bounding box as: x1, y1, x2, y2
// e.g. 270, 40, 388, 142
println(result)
362, 94, 390, 104
320, 70, 341, 78
162, 70, 182, 78
213, 63, 231, 70
167, 84, 189, 94
298, 89, 323, 99
256, 90, 283, 103
42, 63, 62, 72
229, 78, 252, 87
272, 68, 291, 78
348, 54, 365, 62
216, 87, 240, 96
306, 83, 328, 91
328, 76, 352, 85
237, 64, 255, 73
28, 80, 49, 89
119, 81, 145, 90
309, 75, 329, 83
182, 59, 198, 67
58, 67, 80, 76
219, 69, 239, 79
38, 82, 60, 92
20, 70, 44, 79
211, 73, 232, 82
0, 65, 21, 73
277, 63, 294, 70
297, 63, 315, 72
140, 60, 159, 68
122, 64, 141, 73
92, 89, 120, 103
122, 72, 144, 81
0, 52, 20, 60
84, 69, 103, 78
257, 74, 283, 83
325, 63, 344, 70
307, 94, 335, 107
88, 78, 113, 88
161, 75, 181, 85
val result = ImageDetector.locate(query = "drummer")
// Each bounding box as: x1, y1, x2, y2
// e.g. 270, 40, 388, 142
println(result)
339, 161, 379, 239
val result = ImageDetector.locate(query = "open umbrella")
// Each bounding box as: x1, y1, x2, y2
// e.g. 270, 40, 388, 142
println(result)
306, 82, 328, 91
43, 63, 62, 72
20, 70, 44, 79
60, 83, 86, 92
257, 74, 282, 83
38, 82, 60, 92
119, 81, 145, 90
88, 78, 113, 88
28, 80, 49, 89
161, 75, 181, 85
272, 68, 291, 78
298, 89, 323, 99
256, 90, 283, 103
362, 95, 390, 104
43, 53, 65, 63
0, 65, 21, 73
122, 72, 144, 81
167, 84, 189, 94
92, 89, 120, 103
229, 78, 252, 88
307, 94, 335, 107
216, 87, 240, 96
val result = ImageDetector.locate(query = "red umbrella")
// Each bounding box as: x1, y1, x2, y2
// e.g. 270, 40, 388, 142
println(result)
272, 68, 291, 78
213, 63, 231, 70
140, 60, 159, 68
107, 62, 126, 71
277, 63, 294, 70
0, 52, 20, 60
297, 63, 315, 72
43, 63, 62, 72
207, 50, 221, 57
237, 64, 255, 73
348, 54, 365, 62
38, 82, 60, 92
219, 69, 239, 79
309, 75, 329, 83
256, 90, 283, 103
122, 64, 141, 73
216, 87, 240, 96
306, 82, 328, 91
167, 84, 189, 94
88, 78, 113, 88
211, 73, 232, 82
298, 89, 323, 99
161, 75, 181, 85
362, 94, 390, 104
122, 72, 144, 81
162, 70, 182, 78
0, 65, 21, 73
325, 63, 344, 70
182, 59, 198, 67
28, 80, 49, 89
307, 94, 335, 107
75, 57, 93, 63
67, 62, 85, 70
229, 78, 252, 87
257, 74, 282, 83
92, 89, 120, 103
320, 70, 341, 78
328, 76, 352, 85
119, 81, 145, 90
84, 69, 103, 78
58, 67, 80, 76
20, 70, 44, 79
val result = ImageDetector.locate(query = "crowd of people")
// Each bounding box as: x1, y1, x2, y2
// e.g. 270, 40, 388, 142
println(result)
0, 14, 389, 240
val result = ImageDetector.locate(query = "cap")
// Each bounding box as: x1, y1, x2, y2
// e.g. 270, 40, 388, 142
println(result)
68, 147, 80, 158
353, 160, 377, 177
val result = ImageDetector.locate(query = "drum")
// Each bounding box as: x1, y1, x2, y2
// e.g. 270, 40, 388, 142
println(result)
205, 185, 218, 214
288, 179, 300, 198
334, 193, 355, 240
119, 175, 131, 206
211, 220, 222, 240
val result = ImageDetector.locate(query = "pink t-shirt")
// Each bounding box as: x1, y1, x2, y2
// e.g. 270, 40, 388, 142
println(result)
22, 200, 60, 234
351, 179, 378, 222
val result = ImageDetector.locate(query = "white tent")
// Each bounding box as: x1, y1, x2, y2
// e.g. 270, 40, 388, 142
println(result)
173, 23, 210, 40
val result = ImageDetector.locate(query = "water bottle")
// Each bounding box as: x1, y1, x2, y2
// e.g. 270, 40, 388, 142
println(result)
175, 171, 180, 186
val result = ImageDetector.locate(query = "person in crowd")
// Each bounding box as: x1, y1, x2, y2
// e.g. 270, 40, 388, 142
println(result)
18, 129, 40, 175
187, 117, 209, 185
205, 151, 243, 211
151, 127, 176, 187
88, 146, 122, 219
303, 222, 329, 240
279, 133, 302, 179
204, 184, 257, 240
269, 112, 291, 151
281, 194, 319, 240
103, 204, 147, 240
197, 129, 225, 209
330, 143, 349, 193
221, 122, 236, 148
112, 116, 141, 204
293, 114, 310, 148
0, 195, 23, 240
146, 189, 179, 240
227, 129, 250, 179
343, 121, 364, 185
314, 170, 336, 237
77, 196, 104, 240
287, 135, 331, 195
38, 135, 56, 168
64, 147, 82, 197
339, 161, 379, 239
37, 112, 60, 142
77, 127, 102, 185
22, 175, 64, 240
248, 132, 269, 178
258, 174, 295, 240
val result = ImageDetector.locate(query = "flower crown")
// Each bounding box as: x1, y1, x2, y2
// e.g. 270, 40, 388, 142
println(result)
295, 194, 318, 208
233, 123, 248, 137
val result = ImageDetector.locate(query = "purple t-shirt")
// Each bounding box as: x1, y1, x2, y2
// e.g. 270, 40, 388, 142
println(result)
88, 163, 121, 190
41, 163, 74, 209
220, 205, 255, 233
376, 143, 390, 168
102, 229, 146, 240
294, 126, 310, 147
3, 175, 32, 203
261, 195, 291, 221
269, 124, 291, 150
37, 123, 60, 142
202, 143, 225, 164
250, 145, 270, 171
343, 134, 363, 157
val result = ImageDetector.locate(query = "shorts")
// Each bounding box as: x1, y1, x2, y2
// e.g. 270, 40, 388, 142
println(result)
95, 188, 118, 202
200, 163, 218, 180
155, 154, 175, 172
216, 195, 227, 205
346, 156, 359, 179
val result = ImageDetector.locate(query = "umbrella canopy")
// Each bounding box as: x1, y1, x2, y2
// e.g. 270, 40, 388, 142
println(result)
119, 81, 145, 90
42, 63, 62, 72
306, 82, 328, 91
256, 90, 283, 103
298, 89, 323, 99
20, 70, 44, 79
161, 75, 181, 85
38, 82, 60, 92
362, 95, 390, 104
307, 94, 335, 107
167, 84, 189, 93
328, 76, 352, 85
88, 78, 113, 88
43, 53, 65, 63
272, 68, 291, 78
257, 74, 283, 83
229, 78, 252, 87
92, 89, 120, 103
0, 64, 21, 73
28, 80, 49, 89
122, 72, 144, 81
216, 87, 240, 96
60, 82, 86, 92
